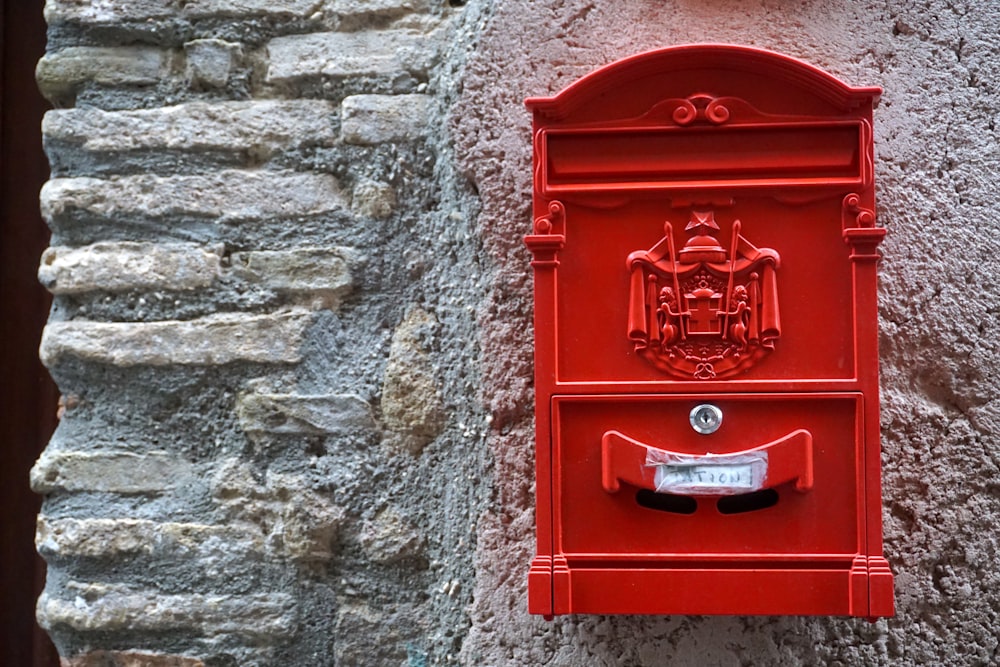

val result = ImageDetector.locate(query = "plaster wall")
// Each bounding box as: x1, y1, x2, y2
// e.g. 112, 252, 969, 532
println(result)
455, 1, 1000, 664
33, 0, 1000, 665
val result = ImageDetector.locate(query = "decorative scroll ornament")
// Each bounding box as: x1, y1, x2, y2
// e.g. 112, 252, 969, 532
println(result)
841, 192, 885, 262
633, 94, 781, 128
627, 210, 781, 379
525, 200, 566, 267
670, 94, 732, 126
533, 200, 564, 235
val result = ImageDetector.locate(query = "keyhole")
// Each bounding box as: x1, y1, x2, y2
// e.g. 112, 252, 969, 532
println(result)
689, 404, 722, 434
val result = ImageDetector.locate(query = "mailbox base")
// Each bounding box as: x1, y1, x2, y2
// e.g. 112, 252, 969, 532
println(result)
528, 555, 894, 618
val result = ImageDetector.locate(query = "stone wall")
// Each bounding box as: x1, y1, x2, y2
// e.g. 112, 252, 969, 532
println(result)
34, 0, 1000, 665
35, 1, 491, 665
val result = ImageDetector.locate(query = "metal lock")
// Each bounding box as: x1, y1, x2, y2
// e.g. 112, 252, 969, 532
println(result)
689, 404, 723, 434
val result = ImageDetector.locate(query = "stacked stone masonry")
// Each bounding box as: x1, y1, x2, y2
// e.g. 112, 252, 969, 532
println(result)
36, 1, 488, 665
34, 0, 1000, 666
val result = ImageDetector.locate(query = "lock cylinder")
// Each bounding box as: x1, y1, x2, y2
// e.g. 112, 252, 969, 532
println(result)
689, 404, 723, 434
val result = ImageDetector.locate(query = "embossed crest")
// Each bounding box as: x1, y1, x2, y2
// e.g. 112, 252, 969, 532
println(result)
627, 210, 781, 379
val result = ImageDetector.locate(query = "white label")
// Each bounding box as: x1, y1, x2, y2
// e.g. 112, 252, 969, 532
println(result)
647, 452, 768, 496
656, 464, 755, 490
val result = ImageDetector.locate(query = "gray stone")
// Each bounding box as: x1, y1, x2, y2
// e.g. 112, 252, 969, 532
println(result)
340, 94, 434, 144
43, 101, 337, 159
38, 242, 222, 295
36, 517, 264, 562
326, 0, 432, 17
265, 29, 442, 86
40, 171, 348, 226
31, 450, 192, 495
60, 651, 205, 667
212, 459, 344, 562
279, 500, 345, 563
333, 600, 425, 666
236, 392, 375, 435
44, 1, 177, 24
39, 310, 312, 368
358, 508, 425, 564
184, 39, 242, 90
36, 47, 164, 103
230, 247, 355, 309
380, 307, 446, 454
350, 178, 396, 218
37, 583, 295, 639
44, 0, 321, 23
182, 0, 322, 18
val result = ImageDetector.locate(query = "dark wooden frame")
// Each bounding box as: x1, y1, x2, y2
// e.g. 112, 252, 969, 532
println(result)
0, 1, 61, 664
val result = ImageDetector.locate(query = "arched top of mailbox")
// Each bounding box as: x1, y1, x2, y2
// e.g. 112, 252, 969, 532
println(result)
525, 44, 881, 122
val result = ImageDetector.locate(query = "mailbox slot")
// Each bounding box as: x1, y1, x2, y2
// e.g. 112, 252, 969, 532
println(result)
542, 122, 866, 191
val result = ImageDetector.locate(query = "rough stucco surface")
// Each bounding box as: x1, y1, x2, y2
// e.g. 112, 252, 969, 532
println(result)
454, 0, 1000, 665
33, 0, 1000, 664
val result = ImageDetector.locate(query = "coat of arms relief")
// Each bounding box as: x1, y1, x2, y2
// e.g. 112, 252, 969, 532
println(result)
627, 210, 781, 379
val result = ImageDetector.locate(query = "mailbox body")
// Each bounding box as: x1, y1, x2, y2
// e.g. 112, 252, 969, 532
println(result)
525, 45, 893, 618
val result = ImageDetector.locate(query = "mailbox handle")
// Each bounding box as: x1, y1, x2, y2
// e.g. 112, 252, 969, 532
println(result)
601, 429, 813, 496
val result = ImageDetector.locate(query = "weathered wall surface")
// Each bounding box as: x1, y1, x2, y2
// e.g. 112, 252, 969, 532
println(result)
453, 1, 1000, 665
35, 1, 492, 665
34, 0, 1000, 665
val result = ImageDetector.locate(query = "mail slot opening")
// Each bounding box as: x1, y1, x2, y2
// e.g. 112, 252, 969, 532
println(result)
716, 488, 779, 515
635, 489, 697, 514
543, 123, 863, 191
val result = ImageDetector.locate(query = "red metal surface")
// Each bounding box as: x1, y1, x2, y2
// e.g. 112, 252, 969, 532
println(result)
525, 45, 893, 618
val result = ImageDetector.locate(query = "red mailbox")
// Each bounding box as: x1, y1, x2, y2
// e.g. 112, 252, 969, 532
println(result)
525, 45, 893, 618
